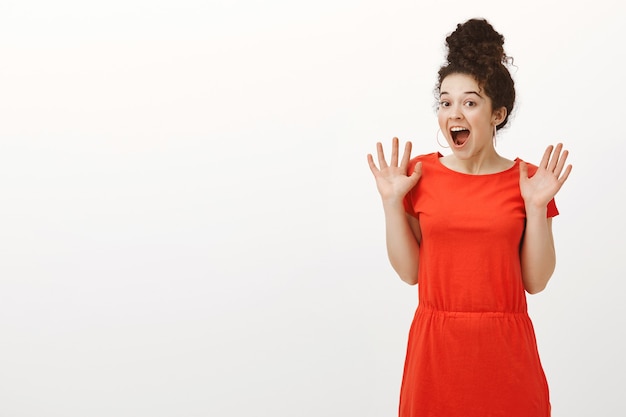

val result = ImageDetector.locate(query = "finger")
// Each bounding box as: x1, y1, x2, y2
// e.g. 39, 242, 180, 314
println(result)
547, 143, 563, 172
407, 162, 422, 187
558, 164, 573, 185
519, 160, 528, 180
553, 148, 569, 177
390, 137, 399, 167
376, 142, 388, 169
400, 141, 413, 168
367, 153, 380, 176
412, 161, 423, 180
539, 145, 554, 169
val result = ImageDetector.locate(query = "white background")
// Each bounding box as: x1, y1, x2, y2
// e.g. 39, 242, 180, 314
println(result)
0, 0, 624, 416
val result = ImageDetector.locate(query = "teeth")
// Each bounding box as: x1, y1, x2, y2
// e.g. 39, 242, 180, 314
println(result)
450, 127, 468, 132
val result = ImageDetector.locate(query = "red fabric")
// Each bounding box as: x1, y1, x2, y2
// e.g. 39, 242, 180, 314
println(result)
400, 152, 555, 417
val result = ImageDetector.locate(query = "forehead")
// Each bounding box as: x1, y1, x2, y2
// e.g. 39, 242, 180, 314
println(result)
440, 73, 481, 95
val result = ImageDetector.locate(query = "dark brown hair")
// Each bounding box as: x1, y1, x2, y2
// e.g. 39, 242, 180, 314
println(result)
436, 18, 515, 130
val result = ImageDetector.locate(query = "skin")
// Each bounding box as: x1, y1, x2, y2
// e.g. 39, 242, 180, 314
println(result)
367, 73, 572, 293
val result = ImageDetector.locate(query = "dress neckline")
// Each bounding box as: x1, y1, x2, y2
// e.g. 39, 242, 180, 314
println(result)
436, 152, 519, 177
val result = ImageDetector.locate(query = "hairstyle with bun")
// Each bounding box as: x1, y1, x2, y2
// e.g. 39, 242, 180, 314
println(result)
436, 18, 515, 130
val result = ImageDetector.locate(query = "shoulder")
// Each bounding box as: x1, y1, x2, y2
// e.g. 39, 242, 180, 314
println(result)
407, 152, 440, 172
516, 157, 540, 177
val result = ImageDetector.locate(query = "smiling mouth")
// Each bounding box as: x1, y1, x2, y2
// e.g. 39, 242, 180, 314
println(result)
450, 127, 470, 146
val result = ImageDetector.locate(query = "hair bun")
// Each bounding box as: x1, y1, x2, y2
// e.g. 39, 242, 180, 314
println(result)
445, 18, 506, 67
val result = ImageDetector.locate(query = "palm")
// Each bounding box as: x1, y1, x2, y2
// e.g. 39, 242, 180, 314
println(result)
520, 143, 572, 208
368, 138, 421, 203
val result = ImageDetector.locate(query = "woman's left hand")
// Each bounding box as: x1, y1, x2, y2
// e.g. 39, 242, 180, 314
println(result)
519, 143, 572, 209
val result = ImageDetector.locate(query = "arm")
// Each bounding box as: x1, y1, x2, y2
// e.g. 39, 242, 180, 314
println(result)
382, 204, 421, 285
368, 138, 422, 285
519, 143, 572, 294
520, 210, 555, 294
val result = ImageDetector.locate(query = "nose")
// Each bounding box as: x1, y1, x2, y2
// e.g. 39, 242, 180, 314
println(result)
449, 104, 463, 119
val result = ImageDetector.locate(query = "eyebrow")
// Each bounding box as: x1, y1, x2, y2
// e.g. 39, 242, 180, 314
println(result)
440, 90, 483, 98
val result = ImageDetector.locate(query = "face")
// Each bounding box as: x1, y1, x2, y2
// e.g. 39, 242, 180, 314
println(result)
437, 73, 505, 159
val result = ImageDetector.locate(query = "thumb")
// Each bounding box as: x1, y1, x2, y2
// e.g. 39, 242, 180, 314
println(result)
408, 161, 423, 183
519, 160, 528, 181
414, 161, 422, 176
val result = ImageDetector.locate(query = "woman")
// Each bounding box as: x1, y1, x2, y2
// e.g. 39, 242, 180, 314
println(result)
367, 18, 571, 416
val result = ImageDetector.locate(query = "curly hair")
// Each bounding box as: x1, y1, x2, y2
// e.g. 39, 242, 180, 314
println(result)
436, 18, 516, 130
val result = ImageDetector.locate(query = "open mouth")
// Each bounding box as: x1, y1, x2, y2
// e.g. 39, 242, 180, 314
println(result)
450, 127, 470, 146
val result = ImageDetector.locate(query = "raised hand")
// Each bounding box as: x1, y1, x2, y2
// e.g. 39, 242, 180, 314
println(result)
367, 137, 422, 204
519, 143, 572, 210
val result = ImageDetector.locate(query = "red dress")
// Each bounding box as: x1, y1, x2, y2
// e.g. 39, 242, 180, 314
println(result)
400, 153, 556, 417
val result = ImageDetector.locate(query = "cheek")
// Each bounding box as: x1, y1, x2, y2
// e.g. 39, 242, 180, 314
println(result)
437, 112, 446, 129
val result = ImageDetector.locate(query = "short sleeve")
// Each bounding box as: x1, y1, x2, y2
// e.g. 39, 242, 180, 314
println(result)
547, 198, 559, 218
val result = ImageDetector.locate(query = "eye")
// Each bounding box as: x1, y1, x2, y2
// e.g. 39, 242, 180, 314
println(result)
439, 101, 450, 107
464, 101, 476, 107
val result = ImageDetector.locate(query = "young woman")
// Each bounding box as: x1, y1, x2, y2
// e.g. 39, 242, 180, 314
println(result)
367, 18, 572, 416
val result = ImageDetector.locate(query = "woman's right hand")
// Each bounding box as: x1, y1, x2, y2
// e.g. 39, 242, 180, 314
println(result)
367, 137, 422, 204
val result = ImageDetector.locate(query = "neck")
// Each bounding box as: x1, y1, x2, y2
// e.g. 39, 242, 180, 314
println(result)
443, 148, 510, 175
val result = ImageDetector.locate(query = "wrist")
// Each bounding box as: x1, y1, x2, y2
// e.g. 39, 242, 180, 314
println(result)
524, 203, 547, 218
381, 198, 406, 212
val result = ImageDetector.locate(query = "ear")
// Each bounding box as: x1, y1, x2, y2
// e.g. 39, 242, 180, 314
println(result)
492, 107, 507, 126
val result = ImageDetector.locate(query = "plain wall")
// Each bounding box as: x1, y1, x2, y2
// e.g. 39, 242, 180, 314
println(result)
0, 0, 624, 416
